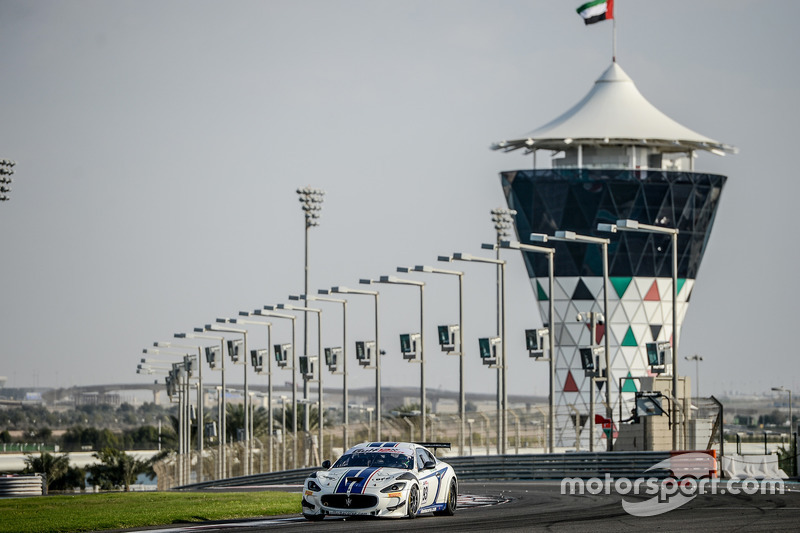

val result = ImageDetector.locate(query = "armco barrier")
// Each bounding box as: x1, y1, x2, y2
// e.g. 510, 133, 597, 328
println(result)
175, 450, 718, 490
0, 474, 45, 497
447, 450, 717, 480
447, 452, 672, 480
175, 467, 318, 490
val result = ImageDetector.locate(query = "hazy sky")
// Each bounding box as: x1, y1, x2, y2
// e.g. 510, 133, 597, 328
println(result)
1, 1, 798, 401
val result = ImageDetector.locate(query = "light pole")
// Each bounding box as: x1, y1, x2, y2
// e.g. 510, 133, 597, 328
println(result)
329, 286, 382, 440
279, 395, 288, 470
297, 186, 325, 411
282, 300, 324, 465
443, 251, 508, 453
363, 276, 426, 441
223, 315, 274, 472
205, 323, 251, 475
602, 219, 680, 450
492, 208, 516, 451
178, 331, 226, 479
772, 386, 795, 477
312, 291, 350, 450
495, 241, 556, 453
772, 387, 793, 435
142, 352, 195, 484
153, 341, 206, 480
575, 312, 602, 452
686, 355, 704, 400
532, 230, 611, 451
256, 308, 298, 468
398, 265, 466, 455
137, 359, 188, 484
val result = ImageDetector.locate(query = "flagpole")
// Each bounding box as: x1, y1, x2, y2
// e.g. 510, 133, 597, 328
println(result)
612, 8, 617, 62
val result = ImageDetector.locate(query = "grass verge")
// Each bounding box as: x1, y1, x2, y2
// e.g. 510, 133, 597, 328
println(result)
0, 491, 301, 533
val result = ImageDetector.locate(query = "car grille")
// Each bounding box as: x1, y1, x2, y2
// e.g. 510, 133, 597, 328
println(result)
321, 494, 379, 509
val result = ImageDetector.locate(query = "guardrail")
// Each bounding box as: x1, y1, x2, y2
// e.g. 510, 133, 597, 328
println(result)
175, 451, 719, 490
0, 474, 45, 497
447, 452, 675, 480
175, 467, 319, 491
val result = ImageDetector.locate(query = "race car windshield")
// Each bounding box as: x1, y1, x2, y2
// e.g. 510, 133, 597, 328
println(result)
332, 451, 414, 470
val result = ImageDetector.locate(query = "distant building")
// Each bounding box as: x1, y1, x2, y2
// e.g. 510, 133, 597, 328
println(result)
75, 391, 121, 407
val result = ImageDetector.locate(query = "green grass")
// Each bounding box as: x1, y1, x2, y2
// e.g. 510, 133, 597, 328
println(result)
0, 491, 302, 533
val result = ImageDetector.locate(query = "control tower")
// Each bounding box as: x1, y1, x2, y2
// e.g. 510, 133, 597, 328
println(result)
493, 62, 735, 449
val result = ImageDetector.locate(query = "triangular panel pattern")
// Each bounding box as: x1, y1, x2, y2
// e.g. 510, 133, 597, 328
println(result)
534, 274, 696, 448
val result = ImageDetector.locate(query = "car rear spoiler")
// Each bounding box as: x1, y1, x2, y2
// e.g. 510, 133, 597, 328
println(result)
416, 442, 451, 456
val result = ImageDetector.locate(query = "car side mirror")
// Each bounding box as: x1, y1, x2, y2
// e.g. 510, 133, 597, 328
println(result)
423, 460, 436, 470
322, 460, 331, 469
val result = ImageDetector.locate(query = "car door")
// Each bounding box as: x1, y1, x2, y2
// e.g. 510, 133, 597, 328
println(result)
415, 448, 440, 507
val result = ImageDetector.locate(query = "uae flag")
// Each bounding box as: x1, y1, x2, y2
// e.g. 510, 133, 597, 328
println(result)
576, 0, 614, 25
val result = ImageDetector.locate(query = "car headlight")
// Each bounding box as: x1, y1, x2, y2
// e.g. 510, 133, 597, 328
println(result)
307, 480, 322, 492
380, 481, 406, 493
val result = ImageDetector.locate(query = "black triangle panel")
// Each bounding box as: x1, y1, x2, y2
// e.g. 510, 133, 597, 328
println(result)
649, 324, 662, 341
572, 279, 595, 300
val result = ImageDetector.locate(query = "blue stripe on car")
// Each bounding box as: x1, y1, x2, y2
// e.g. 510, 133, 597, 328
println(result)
419, 467, 448, 481
335, 467, 380, 494
335, 468, 363, 493
420, 503, 448, 513
352, 467, 379, 493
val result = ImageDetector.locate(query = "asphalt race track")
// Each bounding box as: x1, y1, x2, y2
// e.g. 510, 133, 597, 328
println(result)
124, 481, 800, 533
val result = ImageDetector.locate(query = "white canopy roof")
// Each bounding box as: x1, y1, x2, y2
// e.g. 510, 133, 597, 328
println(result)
492, 62, 736, 156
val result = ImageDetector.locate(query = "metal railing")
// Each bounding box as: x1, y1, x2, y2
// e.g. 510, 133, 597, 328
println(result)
446, 452, 676, 480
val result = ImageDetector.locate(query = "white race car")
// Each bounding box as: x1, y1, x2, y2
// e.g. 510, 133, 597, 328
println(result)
301, 441, 458, 520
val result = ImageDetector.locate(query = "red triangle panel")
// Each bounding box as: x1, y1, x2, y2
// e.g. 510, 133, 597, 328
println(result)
644, 280, 660, 301
564, 370, 579, 393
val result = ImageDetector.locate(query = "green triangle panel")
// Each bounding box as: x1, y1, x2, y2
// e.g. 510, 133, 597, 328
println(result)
621, 326, 637, 347
621, 372, 638, 393
536, 280, 548, 301
677, 278, 687, 296
610, 277, 632, 298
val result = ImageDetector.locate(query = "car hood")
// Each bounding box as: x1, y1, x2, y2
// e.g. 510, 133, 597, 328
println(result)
314, 466, 411, 494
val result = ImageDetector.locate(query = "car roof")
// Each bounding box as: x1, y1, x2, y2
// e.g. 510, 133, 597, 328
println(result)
343, 441, 419, 455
